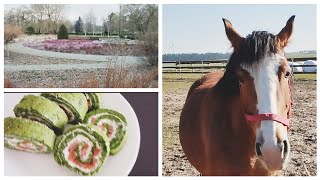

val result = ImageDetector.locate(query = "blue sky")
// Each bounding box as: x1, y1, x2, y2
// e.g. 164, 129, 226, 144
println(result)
163, 4, 317, 54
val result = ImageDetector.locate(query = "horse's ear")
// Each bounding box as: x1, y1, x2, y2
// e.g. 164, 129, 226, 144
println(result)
222, 18, 243, 51
276, 15, 295, 49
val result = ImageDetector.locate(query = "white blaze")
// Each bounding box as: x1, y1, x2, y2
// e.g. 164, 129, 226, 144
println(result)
241, 54, 283, 145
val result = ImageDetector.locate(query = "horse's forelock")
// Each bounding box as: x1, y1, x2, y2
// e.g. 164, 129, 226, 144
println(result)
238, 31, 278, 67
215, 31, 279, 95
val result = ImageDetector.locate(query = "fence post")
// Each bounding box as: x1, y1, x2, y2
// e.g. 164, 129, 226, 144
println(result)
175, 61, 177, 73
201, 61, 204, 74
179, 61, 182, 79
191, 63, 194, 73
291, 58, 294, 76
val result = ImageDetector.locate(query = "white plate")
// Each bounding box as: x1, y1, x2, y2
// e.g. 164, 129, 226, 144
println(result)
4, 93, 140, 176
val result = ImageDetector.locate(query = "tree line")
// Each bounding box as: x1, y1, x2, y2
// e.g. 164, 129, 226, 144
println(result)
162, 53, 231, 61
5, 5, 66, 34
4, 4, 158, 37
163, 50, 317, 62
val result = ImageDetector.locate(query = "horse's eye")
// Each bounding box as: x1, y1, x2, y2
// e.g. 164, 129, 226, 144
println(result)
285, 71, 291, 78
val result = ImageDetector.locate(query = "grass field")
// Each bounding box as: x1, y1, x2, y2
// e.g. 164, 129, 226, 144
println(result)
163, 72, 316, 91
163, 59, 316, 73
163, 73, 200, 91
286, 53, 317, 58
163, 62, 227, 67
293, 73, 317, 81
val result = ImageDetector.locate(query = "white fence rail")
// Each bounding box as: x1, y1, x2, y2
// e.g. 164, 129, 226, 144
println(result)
163, 57, 317, 74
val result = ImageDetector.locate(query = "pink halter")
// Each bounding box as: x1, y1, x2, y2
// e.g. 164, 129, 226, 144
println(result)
240, 83, 292, 128
245, 113, 290, 127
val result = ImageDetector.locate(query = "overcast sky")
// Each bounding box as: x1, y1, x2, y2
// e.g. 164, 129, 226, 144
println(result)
163, 4, 317, 54
5, 4, 120, 25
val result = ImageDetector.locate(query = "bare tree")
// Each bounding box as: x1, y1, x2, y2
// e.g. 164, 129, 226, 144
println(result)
123, 4, 158, 34
4, 6, 35, 30
144, 4, 158, 32
84, 9, 97, 36
103, 12, 117, 36
30, 4, 45, 33
29, 4, 64, 34
41, 4, 64, 33
4, 24, 23, 57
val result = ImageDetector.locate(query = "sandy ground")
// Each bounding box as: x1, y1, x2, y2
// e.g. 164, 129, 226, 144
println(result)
162, 80, 317, 176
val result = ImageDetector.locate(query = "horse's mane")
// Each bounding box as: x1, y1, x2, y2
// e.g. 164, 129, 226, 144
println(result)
214, 31, 278, 95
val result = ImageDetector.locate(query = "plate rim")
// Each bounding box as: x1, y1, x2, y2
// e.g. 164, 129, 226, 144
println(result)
4, 93, 141, 176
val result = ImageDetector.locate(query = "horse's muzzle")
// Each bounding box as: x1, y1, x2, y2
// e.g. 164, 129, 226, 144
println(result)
255, 139, 290, 171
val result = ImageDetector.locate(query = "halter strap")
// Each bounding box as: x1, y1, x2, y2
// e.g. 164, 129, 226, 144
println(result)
239, 83, 292, 127
245, 113, 290, 126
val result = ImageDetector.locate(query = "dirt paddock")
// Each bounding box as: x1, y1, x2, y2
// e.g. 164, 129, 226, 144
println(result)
162, 77, 316, 176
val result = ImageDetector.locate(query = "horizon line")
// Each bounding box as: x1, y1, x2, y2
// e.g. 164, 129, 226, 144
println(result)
162, 50, 317, 55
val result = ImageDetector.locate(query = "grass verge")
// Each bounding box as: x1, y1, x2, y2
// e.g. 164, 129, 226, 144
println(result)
163, 72, 317, 91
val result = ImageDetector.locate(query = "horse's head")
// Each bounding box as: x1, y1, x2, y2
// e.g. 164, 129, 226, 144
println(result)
222, 16, 295, 171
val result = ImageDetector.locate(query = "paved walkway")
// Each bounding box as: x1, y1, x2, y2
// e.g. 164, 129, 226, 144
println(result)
5, 63, 114, 71
7, 42, 140, 63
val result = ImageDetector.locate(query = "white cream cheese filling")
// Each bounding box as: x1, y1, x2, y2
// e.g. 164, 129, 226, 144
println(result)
5, 137, 47, 152
62, 130, 102, 173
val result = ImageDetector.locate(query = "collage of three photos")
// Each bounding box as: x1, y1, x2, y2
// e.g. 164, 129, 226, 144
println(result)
3, 2, 317, 177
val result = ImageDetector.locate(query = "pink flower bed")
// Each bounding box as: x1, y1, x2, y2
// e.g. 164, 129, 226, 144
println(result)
23, 39, 143, 56
23, 39, 103, 51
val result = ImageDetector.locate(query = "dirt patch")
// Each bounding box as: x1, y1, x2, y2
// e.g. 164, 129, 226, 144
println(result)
5, 66, 158, 88
162, 80, 317, 176
4, 52, 158, 88
4, 52, 106, 65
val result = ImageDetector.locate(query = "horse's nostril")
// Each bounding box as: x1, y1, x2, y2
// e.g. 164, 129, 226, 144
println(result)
256, 143, 262, 156
278, 140, 284, 152
283, 140, 289, 159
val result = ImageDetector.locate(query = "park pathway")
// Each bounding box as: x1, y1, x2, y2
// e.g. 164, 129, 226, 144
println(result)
5, 63, 114, 71
7, 42, 140, 63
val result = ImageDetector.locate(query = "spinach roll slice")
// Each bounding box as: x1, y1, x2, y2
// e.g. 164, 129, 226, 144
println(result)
14, 95, 68, 135
41, 93, 88, 124
83, 93, 102, 111
84, 109, 127, 155
54, 124, 110, 176
4, 117, 56, 153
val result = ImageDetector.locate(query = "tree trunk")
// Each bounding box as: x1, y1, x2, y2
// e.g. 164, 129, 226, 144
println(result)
6, 44, 10, 57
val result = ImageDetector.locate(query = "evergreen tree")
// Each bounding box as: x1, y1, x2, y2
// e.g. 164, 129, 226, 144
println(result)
25, 26, 35, 35
58, 24, 69, 39
75, 16, 84, 35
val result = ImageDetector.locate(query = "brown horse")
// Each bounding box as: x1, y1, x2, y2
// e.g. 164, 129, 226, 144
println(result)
180, 16, 295, 175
